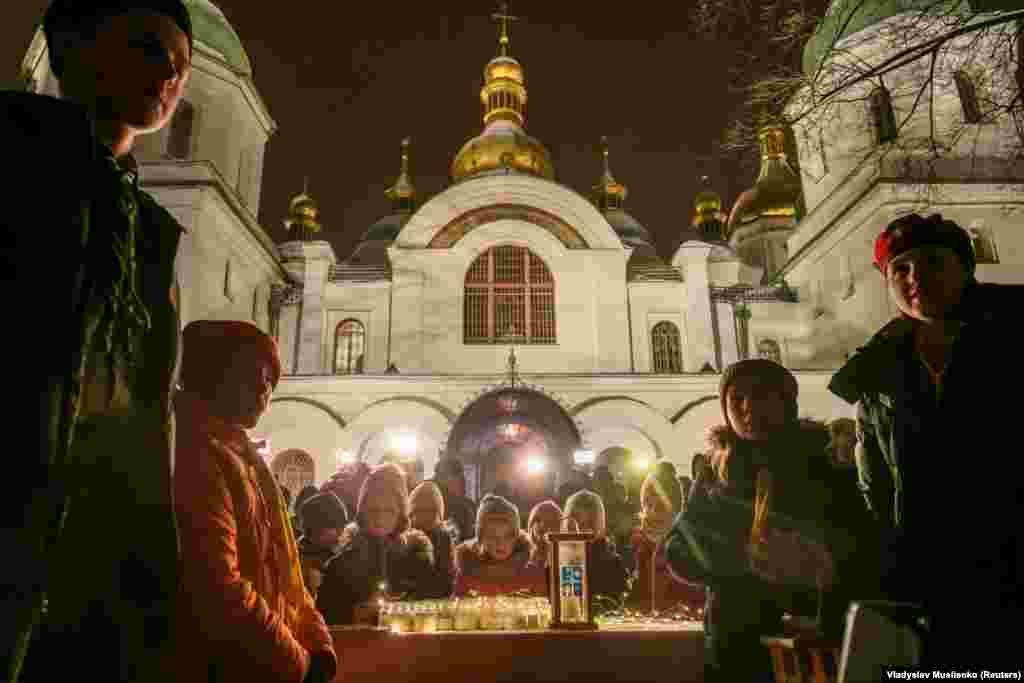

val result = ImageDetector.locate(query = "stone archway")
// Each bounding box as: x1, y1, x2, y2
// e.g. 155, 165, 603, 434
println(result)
446, 387, 581, 501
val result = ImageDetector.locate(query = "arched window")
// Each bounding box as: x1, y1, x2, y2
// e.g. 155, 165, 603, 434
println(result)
651, 321, 683, 373
167, 99, 195, 160
757, 338, 783, 365
334, 319, 365, 374
464, 246, 556, 344
869, 86, 898, 145
272, 450, 315, 501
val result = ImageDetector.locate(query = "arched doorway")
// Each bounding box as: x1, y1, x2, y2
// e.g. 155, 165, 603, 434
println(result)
272, 449, 316, 500
446, 388, 580, 504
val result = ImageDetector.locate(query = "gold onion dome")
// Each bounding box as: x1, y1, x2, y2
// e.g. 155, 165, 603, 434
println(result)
692, 176, 727, 241
594, 137, 653, 251
451, 4, 554, 183
284, 177, 322, 239
362, 138, 417, 244
726, 124, 802, 233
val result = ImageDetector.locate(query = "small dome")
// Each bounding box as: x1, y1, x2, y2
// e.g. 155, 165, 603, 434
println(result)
451, 119, 554, 182
485, 56, 524, 84
605, 209, 652, 248
184, 0, 251, 74
284, 183, 321, 239
726, 126, 802, 232
362, 213, 412, 243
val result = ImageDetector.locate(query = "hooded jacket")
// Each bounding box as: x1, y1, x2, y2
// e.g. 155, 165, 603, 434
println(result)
173, 392, 336, 683
665, 418, 879, 682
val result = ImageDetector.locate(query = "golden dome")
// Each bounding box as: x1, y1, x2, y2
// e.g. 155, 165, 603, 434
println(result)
593, 136, 627, 208
385, 137, 417, 205
284, 178, 322, 238
451, 6, 553, 182
726, 125, 802, 231
692, 176, 727, 241
452, 121, 554, 182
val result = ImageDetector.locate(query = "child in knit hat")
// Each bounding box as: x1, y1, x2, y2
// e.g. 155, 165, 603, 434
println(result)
526, 500, 562, 567
317, 464, 436, 625
297, 492, 349, 598
453, 495, 546, 596
408, 481, 457, 598
563, 491, 629, 602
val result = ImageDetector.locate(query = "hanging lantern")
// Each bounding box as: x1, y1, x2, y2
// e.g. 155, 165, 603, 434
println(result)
547, 530, 597, 630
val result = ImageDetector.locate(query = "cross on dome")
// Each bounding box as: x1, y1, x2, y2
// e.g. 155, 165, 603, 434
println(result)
492, 1, 519, 56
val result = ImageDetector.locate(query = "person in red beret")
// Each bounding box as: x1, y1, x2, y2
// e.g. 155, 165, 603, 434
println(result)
829, 213, 1024, 669
174, 320, 337, 683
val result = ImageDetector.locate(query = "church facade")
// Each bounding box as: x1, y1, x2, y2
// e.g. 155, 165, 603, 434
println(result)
18, 1, 1024, 497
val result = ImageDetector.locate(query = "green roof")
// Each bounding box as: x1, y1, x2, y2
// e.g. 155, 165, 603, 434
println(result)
802, 0, 1019, 76
184, 0, 251, 74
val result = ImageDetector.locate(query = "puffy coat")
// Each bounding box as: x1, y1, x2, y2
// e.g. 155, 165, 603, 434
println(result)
418, 523, 458, 599
317, 523, 435, 625
454, 533, 547, 597
665, 419, 879, 683
174, 393, 336, 683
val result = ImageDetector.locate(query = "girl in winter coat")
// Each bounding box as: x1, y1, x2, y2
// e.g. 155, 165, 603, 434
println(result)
174, 320, 336, 683
454, 495, 546, 596
665, 359, 880, 683
563, 491, 629, 602
317, 464, 436, 625
408, 481, 457, 598
626, 468, 706, 613
296, 492, 349, 598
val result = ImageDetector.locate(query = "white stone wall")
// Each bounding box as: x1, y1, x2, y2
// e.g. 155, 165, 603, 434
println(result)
626, 282, 687, 373
256, 372, 853, 490
323, 282, 392, 374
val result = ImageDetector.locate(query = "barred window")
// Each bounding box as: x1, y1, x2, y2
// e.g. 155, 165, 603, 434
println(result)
651, 321, 682, 373
271, 450, 315, 502
464, 246, 556, 344
334, 319, 365, 374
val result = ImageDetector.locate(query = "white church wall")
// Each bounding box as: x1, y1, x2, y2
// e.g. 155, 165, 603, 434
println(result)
626, 283, 687, 373
388, 220, 627, 374
255, 398, 347, 488
323, 282, 392, 374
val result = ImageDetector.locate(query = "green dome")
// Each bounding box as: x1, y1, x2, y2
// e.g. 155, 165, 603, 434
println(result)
802, 0, 1010, 76
184, 0, 251, 74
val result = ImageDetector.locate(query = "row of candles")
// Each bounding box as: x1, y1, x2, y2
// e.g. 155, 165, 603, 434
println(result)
379, 597, 554, 633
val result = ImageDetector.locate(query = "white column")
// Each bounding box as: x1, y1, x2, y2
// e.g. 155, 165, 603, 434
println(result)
280, 240, 336, 375
674, 243, 716, 372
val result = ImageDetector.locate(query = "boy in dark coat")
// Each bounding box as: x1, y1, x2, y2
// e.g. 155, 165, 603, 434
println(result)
829, 213, 1024, 668
3, 2, 192, 680
408, 481, 457, 599
297, 492, 349, 598
563, 490, 630, 603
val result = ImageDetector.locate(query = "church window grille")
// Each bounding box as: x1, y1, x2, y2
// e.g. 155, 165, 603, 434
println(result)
272, 450, 315, 501
464, 246, 556, 344
651, 322, 682, 373
869, 86, 898, 145
167, 99, 195, 160
334, 319, 366, 374
954, 70, 983, 124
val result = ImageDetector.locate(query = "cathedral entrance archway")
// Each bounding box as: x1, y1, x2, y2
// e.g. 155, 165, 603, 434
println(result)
446, 388, 581, 503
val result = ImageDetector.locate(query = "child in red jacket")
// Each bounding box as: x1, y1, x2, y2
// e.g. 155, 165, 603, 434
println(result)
454, 495, 545, 596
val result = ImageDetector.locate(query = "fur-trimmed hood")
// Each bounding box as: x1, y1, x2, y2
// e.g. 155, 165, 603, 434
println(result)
703, 418, 831, 487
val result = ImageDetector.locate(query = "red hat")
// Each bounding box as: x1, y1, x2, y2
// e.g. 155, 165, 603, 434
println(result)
181, 320, 282, 395
873, 213, 975, 275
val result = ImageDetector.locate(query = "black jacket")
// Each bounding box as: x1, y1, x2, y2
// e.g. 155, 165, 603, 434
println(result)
2, 91, 183, 683
829, 282, 1024, 666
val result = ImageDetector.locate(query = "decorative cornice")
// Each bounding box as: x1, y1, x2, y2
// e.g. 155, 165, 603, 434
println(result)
428, 203, 588, 249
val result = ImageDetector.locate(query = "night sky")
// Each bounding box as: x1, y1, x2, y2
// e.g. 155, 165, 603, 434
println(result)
3, 1, 758, 261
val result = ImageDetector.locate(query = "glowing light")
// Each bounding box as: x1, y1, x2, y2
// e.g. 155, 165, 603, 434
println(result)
574, 449, 595, 465
390, 433, 418, 456
632, 457, 651, 471
337, 450, 356, 466
526, 455, 546, 475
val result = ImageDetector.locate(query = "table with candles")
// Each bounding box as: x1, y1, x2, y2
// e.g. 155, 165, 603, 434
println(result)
328, 598, 706, 683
